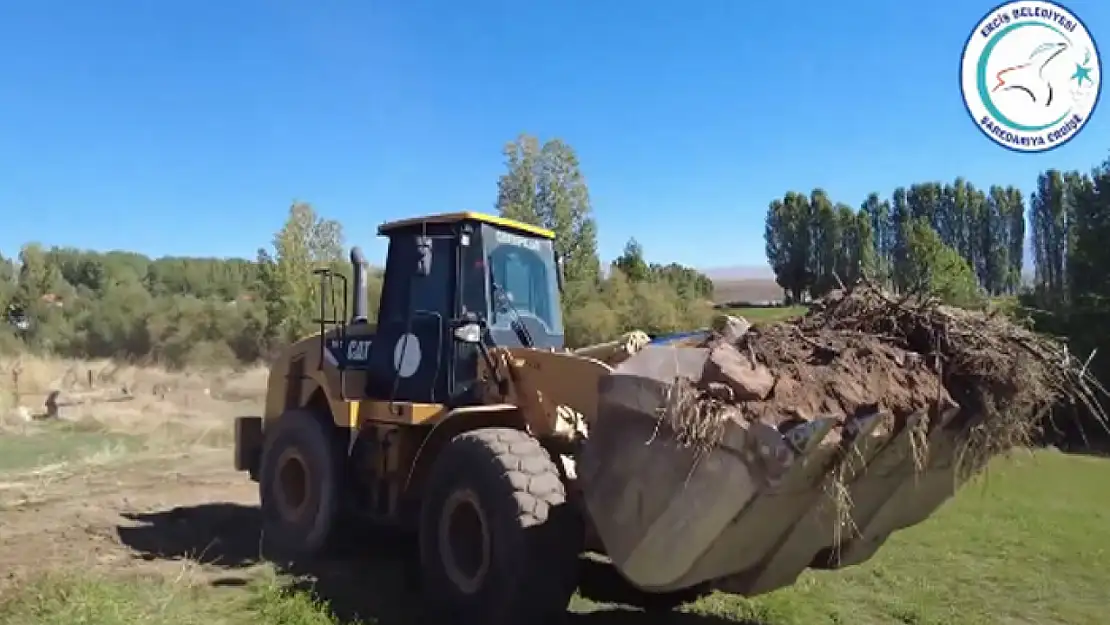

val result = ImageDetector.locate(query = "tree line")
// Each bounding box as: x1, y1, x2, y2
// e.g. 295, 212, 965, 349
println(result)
764, 180, 1027, 305
762, 156, 1109, 312
0, 133, 715, 367
763, 161, 1110, 313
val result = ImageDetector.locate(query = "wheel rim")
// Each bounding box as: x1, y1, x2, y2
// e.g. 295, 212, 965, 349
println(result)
438, 488, 491, 595
275, 449, 311, 520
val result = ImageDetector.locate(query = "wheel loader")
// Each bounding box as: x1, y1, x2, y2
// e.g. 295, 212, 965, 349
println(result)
234, 211, 970, 624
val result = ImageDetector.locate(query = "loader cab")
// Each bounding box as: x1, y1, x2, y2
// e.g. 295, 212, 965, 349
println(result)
368, 212, 564, 406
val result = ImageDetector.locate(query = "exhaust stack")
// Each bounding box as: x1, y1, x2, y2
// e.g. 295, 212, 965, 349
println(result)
350, 246, 369, 323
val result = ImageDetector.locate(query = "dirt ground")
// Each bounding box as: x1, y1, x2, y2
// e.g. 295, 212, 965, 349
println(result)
0, 447, 447, 623
0, 449, 256, 589
0, 423, 690, 625
0, 357, 277, 600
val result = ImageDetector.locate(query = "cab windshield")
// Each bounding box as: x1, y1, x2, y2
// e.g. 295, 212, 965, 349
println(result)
483, 225, 563, 347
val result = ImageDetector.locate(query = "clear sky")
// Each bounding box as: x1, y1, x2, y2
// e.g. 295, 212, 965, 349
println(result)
1, 0, 1107, 270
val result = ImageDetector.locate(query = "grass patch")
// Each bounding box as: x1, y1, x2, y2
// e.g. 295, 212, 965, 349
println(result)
679, 451, 1109, 625
725, 306, 808, 323
0, 420, 142, 472
0, 572, 357, 625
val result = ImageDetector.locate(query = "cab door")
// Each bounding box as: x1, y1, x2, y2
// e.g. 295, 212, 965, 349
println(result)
368, 232, 455, 404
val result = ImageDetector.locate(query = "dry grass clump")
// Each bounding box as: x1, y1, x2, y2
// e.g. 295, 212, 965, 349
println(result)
656, 376, 731, 452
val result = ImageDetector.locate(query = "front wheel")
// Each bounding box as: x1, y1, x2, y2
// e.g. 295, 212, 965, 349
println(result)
419, 427, 582, 625
257, 411, 343, 560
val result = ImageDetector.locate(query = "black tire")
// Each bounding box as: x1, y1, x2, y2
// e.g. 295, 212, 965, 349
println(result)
258, 410, 343, 560
419, 427, 582, 625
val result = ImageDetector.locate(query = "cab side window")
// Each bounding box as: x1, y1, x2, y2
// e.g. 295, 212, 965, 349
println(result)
379, 235, 454, 323
409, 236, 453, 316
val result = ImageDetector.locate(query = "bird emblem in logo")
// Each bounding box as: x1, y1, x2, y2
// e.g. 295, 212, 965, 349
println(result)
990, 41, 1068, 105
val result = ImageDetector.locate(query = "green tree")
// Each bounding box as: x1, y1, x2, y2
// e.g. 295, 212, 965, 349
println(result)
765, 192, 811, 302
1030, 169, 1072, 307
496, 134, 542, 226
1005, 186, 1026, 292
888, 188, 911, 292
257, 202, 345, 346
902, 217, 981, 307
495, 134, 602, 285
650, 263, 714, 301
766, 190, 876, 299
835, 203, 874, 286
613, 238, 650, 283
807, 189, 838, 296
0, 253, 17, 313
860, 192, 893, 283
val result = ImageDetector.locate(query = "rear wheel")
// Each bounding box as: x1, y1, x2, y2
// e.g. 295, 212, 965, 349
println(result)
419, 427, 582, 625
257, 410, 343, 559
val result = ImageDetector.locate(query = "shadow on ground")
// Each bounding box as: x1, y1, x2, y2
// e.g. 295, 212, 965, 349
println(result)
116, 503, 752, 625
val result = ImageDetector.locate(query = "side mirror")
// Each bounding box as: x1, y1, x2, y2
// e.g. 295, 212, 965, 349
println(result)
453, 322, 483, 344
416, 235, 432, 277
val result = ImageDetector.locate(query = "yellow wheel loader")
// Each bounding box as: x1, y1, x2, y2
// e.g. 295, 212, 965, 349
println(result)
234, 212, 970, 624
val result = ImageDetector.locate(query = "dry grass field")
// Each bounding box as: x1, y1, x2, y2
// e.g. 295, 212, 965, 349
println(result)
0, 355, 1107, 625
711, 279, 785, 305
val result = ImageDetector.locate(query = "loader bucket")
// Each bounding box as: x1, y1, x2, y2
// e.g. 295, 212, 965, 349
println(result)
577, 345, 967, 596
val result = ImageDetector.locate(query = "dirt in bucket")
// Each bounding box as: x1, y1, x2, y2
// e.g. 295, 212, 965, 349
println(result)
663, 281, 1106, 464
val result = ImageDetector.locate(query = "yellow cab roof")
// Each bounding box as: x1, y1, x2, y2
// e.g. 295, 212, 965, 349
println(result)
377, 211, 554, 239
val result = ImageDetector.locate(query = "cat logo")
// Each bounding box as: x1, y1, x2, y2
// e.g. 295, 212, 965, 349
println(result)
347, 339, 372, 362
494, 230, 543, 251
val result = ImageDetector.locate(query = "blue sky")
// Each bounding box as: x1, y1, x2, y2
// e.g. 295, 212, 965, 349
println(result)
1, 0, 1107, 270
